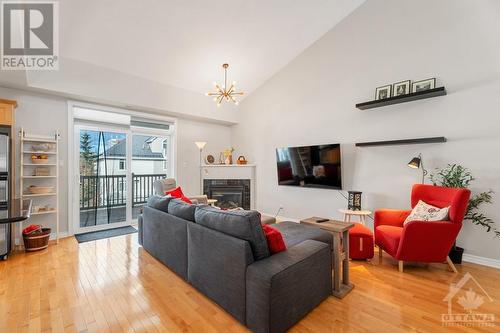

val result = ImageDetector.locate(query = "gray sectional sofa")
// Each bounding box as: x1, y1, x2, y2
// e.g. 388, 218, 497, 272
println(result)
138, 195, 333, 333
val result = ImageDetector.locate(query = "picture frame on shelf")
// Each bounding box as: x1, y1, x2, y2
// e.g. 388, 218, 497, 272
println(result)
375, 84, 392, 100
411, 78, 436, 93
392, 80, 411, 97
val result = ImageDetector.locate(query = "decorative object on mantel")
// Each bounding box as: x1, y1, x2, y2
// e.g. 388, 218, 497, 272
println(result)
430, 164, 496, 264
218, 152, 225, 164
355, 136, 446, 147
206, 154, 215, 164
205, 63, 244, 106
411, 78, 436, 93
223, 147, 235, 165
392, 80, 411, 97
375, 84, 391, 100
194, 141, 207, 193
237, 155, 248, 165
408, 153, 428, 184
347, 191, 362, 211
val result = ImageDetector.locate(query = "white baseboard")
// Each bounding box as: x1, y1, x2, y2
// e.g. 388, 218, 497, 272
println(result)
462, 253, 500, 269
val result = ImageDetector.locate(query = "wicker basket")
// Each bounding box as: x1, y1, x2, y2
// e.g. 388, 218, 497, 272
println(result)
23, 228, 51, 251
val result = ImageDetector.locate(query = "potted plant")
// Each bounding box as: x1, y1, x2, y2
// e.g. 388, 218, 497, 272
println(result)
430, 164, 497, 264
223, 147, 235, 165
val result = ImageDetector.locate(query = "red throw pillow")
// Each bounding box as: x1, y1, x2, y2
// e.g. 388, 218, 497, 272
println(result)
262, 224, 286, 254
166, 186, 193, 204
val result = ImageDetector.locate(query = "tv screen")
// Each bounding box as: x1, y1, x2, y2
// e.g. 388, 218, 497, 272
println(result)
276, 144, 342, 190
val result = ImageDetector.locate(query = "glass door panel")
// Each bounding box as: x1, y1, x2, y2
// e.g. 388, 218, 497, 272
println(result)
131, 134, 171, 219
79, 128, 129, 229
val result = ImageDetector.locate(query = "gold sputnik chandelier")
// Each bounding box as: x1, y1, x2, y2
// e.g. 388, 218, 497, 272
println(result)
206, 63, 244, 106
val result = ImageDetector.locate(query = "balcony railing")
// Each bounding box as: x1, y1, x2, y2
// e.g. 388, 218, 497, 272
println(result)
80, 173, 165, 210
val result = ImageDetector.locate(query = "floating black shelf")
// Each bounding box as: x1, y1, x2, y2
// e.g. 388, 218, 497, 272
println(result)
356, 87, 446, 110
355, 136, 447, 147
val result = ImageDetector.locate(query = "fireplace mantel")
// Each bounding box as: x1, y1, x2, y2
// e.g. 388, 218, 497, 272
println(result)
202, 164, 256, 209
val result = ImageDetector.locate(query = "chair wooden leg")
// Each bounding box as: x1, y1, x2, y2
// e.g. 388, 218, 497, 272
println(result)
398, 260, 404, 272
446, 256, 458, 273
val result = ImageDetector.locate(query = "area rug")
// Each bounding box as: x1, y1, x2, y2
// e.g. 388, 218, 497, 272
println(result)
75, 226, 137, 243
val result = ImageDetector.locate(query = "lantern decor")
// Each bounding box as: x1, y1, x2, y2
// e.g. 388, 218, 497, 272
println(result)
348, 191, 362, 211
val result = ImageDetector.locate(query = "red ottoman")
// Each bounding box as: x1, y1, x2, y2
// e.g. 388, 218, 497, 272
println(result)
349, 223, 374, 260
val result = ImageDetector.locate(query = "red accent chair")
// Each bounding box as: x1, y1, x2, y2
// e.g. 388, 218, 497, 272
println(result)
374, 184, 471, 272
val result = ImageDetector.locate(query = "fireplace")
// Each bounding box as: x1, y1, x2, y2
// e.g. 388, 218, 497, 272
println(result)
204, 179, 251, 210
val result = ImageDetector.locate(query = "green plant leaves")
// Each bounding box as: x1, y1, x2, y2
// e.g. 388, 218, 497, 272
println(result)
431, 164, 497, 238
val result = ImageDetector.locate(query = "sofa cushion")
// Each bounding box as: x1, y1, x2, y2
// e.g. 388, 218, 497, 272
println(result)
168, 198, 196, 221
262, 224, 286, 254
272, 221, 333, 250
147, 195, 172, 212
194, 206, 270, 260
375, 225, 403, 256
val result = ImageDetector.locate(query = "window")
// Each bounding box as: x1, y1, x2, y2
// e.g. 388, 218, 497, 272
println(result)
119, 160, 126, 170
163, 139, 169, 170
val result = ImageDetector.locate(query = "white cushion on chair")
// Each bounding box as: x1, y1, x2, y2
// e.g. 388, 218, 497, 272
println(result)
404, 200, 450, 225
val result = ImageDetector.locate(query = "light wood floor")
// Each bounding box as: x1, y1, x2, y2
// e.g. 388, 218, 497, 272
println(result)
1, 235, 499, 333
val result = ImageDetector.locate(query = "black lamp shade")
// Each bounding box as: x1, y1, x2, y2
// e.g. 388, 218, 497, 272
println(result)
408, 157, 421, 169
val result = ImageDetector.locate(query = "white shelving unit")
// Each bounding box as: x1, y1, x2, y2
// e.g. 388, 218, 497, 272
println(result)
20, 129, 60, 243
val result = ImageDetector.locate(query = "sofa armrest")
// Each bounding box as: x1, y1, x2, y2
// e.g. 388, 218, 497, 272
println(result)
246, 240, 331, 333
374, 209, 411, 228
188, 194, 208, 205
397, 220, 461, 262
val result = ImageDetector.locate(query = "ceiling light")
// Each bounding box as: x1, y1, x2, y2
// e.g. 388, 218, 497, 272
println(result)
206, 63, 244, 107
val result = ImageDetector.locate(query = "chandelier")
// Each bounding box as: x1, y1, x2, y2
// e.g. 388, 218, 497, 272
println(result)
206, 63, 244, 106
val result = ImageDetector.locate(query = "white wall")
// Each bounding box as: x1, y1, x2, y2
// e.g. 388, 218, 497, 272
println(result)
0, 86, 232, 237
232, 0, 500, 260
0, 86, 69, 236
176, 118, 232, 196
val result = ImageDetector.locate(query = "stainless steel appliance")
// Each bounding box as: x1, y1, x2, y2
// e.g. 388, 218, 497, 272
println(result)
0, 127, 10, 260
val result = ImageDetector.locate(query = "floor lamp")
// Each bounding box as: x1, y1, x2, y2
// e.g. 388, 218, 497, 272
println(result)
195, 141, 207, 193
408, 153, 427, 184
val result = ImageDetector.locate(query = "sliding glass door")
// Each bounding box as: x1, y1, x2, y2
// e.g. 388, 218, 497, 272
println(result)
76, 125, 131, 232
74, 120, 174, 234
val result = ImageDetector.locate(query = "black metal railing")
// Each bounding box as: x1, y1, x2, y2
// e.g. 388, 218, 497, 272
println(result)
80, 173, 165, 210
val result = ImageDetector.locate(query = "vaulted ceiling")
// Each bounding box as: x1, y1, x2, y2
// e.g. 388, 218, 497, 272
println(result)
59, 0, 364, 95
0, 0, 365, 122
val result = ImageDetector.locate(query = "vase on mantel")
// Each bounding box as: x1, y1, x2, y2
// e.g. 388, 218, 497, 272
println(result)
224, 155, 232, 165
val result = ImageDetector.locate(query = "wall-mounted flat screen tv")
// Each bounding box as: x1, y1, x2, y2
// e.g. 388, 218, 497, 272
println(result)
276, 144, 342, 190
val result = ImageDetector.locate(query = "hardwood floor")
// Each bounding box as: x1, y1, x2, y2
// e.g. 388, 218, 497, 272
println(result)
1, 234, 499, 332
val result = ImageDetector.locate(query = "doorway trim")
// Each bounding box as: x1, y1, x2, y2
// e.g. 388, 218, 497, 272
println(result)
67, 101, 177, 236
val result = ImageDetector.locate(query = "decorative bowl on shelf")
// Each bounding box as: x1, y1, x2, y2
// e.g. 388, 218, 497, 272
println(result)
31, 144, 53, 152
28, 186, 54, 194
31, 154, 49, 164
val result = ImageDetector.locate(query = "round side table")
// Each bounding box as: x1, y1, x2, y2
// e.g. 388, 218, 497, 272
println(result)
339, 209, 372, 226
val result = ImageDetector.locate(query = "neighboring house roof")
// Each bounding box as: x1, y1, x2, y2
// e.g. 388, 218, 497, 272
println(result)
101, 136, 164, 159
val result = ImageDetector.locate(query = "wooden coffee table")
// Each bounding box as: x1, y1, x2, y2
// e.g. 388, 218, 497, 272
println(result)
300, 217, 355, 298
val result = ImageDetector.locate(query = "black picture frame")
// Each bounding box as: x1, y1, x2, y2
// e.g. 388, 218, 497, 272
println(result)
375, 84, 392, 100
392, 80, 411, 97
412, 78, 436, 93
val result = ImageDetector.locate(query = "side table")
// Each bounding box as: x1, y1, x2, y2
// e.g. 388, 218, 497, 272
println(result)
300, 217, 355, 298
338, 209, 372, 226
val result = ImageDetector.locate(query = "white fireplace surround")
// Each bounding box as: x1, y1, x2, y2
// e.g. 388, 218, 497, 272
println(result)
201, 164, 256, 209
